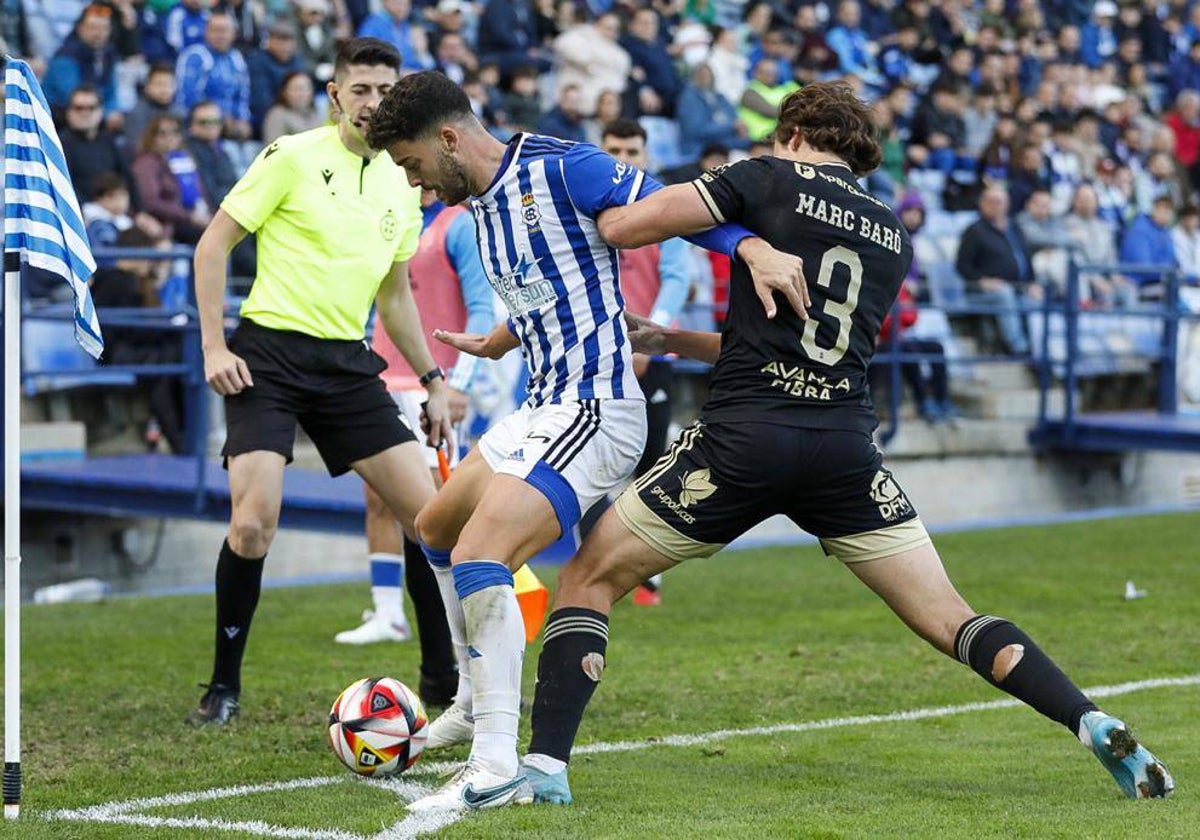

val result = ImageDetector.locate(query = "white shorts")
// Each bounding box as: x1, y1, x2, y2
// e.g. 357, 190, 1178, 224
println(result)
392, 390, 461, 469
478, 398, 647, 535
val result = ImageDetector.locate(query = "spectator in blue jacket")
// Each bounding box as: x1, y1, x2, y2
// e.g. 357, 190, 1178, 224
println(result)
825, 0, 885, 92
535, 84, 587, 143
620, 7, 679, 116
475, 0, 551, 74
357, 0, 434, 71
1119, 197, 1179, 288
245, 19, 306, 135
675, 64, 749, 159
163, 0, 210, 56
175, 12, 252, 141
42, 5, 120, 121
1080, 0, 1118, 68
1168, 40, 1200, 101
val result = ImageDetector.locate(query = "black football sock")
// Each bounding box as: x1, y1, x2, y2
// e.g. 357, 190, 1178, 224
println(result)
210, 539, 265, 693
528, 608, 609, 763
955, 615, 1098, 734
403, 535, 455, 679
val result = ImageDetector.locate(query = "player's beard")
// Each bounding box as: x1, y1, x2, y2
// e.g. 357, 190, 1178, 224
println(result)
435, 147, 472, 205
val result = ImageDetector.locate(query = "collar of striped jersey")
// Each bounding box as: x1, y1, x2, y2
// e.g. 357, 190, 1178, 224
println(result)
478, 133, 525, 199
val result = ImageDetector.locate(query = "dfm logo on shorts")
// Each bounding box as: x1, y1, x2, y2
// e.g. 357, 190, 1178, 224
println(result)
869, 469, 912, 522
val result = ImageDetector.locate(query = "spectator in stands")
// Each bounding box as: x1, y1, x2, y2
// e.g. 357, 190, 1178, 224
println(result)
131, 114, 210, 244
503, 66, 543, 133
176, 12, 252, 144
826, 0, 885, 91
90, 226, 186, 454
246, 18, 306, 135
433, 31, 477, 85
477, 0, 551, 75
294, 0, 339, 84
42, 4, 120, 122
1165, 90, 1200, 187
1173, 204, 1200, 282
60, 83, 131, 205
214, 0, 264, 52
1007, 143, 1053, 217
621, 7, 679, 117
738, 57, 799, 143
1065, 182, 1138, 308
1137, 151, 1186, 213
1072, 109, 1109, 178
185, 101, 238, 208
123, 63, 181, 159
554, 11, 629, 115
978, 112, 1020, 183
675, 63, 748, 160
262, 70, 323, 143
706, 26, 748, 107
82, 171, 165, 258
1120, 195, 1179, 289
1018, 188, 1076, 298
909, 82, 966, 174
1093, 158, 1135, 233
358, 0, 433, 71
659, 140, 729, 185
535, 83, 586, 143
956, 185, 1037, 354
1168, 40, 1200, 100
1081, 0, 1119, 68
163, 0, 209, 57
583, 89, 624, 146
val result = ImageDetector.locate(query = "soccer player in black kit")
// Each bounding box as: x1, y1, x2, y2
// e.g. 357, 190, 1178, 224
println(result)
514, 83, 1173, 806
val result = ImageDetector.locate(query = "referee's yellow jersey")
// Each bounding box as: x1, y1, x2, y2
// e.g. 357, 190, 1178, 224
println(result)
221, 125, 423, 340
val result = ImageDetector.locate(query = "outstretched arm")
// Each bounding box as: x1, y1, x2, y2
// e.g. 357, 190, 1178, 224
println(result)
434, 319, 520, 360
625, 311, 722, 365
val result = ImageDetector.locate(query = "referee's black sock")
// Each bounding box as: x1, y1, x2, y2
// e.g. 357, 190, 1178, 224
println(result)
210, 539, 265, 694
528, 608, 609, 763
955, 615, 1098, 734
403, 536, 456, 682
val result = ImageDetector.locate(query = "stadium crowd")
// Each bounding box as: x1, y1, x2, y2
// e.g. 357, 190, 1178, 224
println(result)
7, 0, 1200, 426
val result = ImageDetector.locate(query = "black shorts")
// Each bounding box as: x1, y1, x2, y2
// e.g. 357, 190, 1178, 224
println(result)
614, 420, 930, 564
221, 320, 417, 476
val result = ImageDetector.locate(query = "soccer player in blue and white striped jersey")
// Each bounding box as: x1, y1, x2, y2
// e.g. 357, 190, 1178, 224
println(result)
367, 71, 808, 811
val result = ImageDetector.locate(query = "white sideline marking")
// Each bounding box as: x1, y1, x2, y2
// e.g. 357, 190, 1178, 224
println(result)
46, 673, 1200, 838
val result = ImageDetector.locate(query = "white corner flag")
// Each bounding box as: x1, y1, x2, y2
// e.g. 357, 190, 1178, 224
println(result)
3, 54, 104, 820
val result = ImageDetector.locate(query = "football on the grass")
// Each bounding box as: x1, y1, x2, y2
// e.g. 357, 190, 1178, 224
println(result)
328, 677, 429, 776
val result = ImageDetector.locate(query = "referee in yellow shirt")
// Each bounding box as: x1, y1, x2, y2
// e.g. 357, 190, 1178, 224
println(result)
189, 38, 455, 725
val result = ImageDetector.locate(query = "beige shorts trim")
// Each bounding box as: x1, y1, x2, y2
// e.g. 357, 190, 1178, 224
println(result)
820, 517, 932, 563
614, 487, 724, 563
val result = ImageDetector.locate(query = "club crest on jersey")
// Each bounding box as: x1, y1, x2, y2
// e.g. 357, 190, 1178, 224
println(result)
380, 209, 398, 241
795, 163, 817, 179
520, 193, 541, 230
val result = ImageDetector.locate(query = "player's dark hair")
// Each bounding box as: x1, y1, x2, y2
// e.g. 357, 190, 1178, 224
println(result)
367, 70, 474, 149
601, 118, 646, 142
334, 37, 401, 78
774, 81, 882, 176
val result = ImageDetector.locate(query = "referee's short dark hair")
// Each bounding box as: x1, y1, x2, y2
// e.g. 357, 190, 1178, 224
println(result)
334, 37, 401, 78
775, 81, 882, 176
601, 119, 646, 143
367, 70, 473, 149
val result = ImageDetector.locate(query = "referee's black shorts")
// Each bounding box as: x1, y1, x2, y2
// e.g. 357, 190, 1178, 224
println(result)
614, 420, 930, 565
221, 319, 417, 476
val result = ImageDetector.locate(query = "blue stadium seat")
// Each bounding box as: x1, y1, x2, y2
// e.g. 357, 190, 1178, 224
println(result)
22, 316, 136, 396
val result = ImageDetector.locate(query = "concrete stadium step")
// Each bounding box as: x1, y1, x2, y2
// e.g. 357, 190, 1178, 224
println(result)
879, 418, 1033, 457
956, 361, 1038, 392
954, 385, 1071, 420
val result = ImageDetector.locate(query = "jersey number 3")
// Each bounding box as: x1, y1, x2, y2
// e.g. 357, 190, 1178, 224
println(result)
800, 245, 862, 366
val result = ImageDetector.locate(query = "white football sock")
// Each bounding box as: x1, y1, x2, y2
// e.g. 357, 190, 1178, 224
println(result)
367, 553, 405, 624
430, 562, 472, 710
460, 565, 524, 778
523, 753, 567, 775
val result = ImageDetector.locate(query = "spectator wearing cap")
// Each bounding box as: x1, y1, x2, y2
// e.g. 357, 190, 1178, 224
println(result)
675, 63, 748, 159
554, 12, 630, 116
59, 84, 133, 205
621, 7, 680, 117
124, 64, 183, 159
1081, 1, 1118, 69
43, 4, 120, 121
163, 0, 210, 57
294, 0, 339, 84
175, 12, 252, 141
262, 70, 323, 143
358, 0, 434, 72
246, 18, 306, 134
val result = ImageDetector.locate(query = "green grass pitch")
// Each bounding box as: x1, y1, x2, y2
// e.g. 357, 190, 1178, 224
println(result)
1, 512, 1197, 838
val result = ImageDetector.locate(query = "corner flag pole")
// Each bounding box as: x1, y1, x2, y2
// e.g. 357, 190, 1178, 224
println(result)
4, 54, 105, 819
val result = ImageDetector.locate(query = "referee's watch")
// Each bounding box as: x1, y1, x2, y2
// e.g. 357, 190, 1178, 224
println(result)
419, 366, 445, 387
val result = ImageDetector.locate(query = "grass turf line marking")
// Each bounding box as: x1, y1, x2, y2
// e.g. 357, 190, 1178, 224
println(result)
46, 673, 1199, 838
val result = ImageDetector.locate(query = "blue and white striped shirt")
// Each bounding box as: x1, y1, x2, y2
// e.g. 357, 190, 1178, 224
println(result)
472, 133, 647, 407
